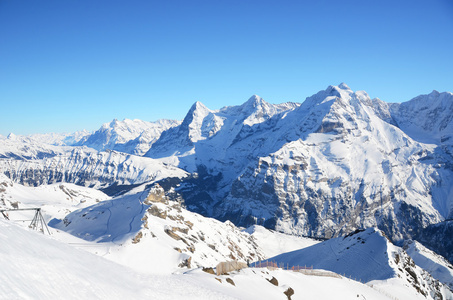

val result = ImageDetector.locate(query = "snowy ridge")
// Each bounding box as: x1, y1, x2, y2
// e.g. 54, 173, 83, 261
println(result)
3, 130, 91, 147
0, 133, 72, 160
404, 239, 453, 290
268, 228, 452, 300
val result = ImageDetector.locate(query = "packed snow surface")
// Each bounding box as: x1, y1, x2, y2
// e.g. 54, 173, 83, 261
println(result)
0, 218, 399, 300
245, 225, 320, 258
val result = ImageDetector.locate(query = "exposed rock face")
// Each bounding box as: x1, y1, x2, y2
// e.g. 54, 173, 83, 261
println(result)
178, 257, 191, 268
225, 278, 235, 286
132, 231, 143, 244
202, 267, 215, 275
283, 287, 294, 300
267, 276, 278, 286
144, 184, 169, 204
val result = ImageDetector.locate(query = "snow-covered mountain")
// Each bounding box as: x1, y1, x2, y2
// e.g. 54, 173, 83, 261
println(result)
142, 84, 453, 245
146, 97, 299, 169
0, 146, 188, 188
2, 83, 453, 264
389, 90, 453, 145
3, 130, 91, 147
77, 118, 181, 155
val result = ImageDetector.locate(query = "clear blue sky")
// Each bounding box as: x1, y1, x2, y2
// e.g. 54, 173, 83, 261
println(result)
1, 0, 452, 135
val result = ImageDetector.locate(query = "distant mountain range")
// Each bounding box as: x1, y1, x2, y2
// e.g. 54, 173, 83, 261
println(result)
1, 83, 452, 264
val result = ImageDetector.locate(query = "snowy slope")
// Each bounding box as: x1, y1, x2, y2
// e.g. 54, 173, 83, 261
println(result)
267, 228, 452, 300
0, 218, 251, 300
0, 217, 403, 300
244, 225, 320, 258
1, 177, 449, 300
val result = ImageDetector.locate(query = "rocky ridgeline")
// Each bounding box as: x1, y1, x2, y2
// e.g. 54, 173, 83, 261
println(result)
137, 184, 265, 268
52, 183, 265, 271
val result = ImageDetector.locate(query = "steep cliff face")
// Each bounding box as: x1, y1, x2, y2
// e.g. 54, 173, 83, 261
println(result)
211, 86, 451, 242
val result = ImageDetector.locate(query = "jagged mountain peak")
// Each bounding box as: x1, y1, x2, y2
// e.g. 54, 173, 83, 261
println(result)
101, 118, 151, 130
178, 101, 213, 133
190, 101, 210, 111
243, 94, 265, 108
299, 83, 355, 110
338, 82, 351, 90
179, 101, 214, 140
217, 95, 268, 117
326, 83, 354, 97
109, 118, 119, 126
183, 101, 211, 121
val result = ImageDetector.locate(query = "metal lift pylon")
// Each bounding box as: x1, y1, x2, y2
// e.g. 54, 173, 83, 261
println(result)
0, 208, 51, 235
